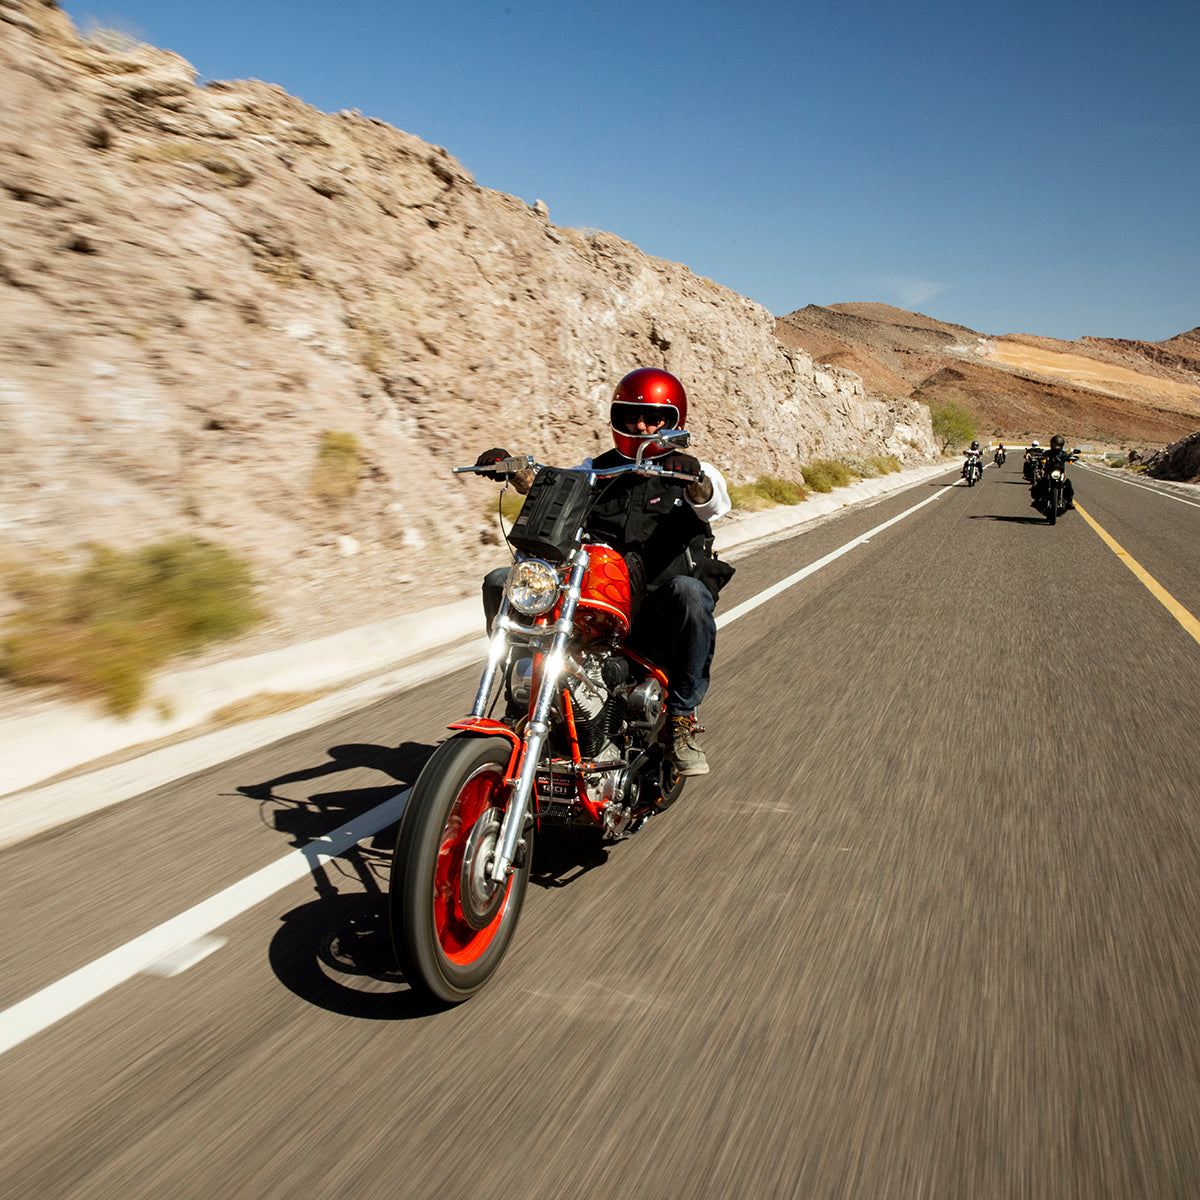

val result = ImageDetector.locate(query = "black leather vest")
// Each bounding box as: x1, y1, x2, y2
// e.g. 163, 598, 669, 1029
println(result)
585, 449, 713, 589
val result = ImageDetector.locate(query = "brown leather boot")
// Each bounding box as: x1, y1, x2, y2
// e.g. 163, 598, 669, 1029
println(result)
665, 714, 709, 776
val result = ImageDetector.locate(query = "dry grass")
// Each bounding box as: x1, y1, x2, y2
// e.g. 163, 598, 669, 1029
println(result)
801, 459, 858, 493
310, 430, 364, 506
483, 490, 526, 524
2, 537, 261, 715
729, 476, 808, 510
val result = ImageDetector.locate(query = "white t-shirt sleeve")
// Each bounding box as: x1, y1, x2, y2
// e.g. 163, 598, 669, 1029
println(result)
690, 462, 731, 523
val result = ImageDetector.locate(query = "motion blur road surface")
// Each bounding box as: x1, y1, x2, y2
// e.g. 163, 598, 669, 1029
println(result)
3, 459, 1199, 1198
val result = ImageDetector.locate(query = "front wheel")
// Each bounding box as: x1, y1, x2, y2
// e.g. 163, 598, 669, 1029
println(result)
1047, 488, 1059, 525
390, 734, 531, 1003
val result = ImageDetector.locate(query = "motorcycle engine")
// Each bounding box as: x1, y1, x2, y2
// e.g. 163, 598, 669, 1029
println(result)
568, 653, 667, 756
507, 650, 665, 759
566, 653, 615, 759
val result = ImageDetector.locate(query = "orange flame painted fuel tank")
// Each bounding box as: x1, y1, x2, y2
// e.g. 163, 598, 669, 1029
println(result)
575, 544, 631, 637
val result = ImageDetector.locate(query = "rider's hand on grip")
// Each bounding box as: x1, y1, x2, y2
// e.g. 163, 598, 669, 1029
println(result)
474, 447, 512, 481
659, 452, 701, 480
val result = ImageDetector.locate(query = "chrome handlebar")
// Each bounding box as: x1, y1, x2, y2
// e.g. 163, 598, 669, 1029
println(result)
454, 429, 701, 484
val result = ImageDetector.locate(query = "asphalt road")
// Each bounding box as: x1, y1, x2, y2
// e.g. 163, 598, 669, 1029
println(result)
3, 459, 1199, 1199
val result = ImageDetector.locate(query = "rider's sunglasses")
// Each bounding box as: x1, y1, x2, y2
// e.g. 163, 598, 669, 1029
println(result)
612, 403, 671, 427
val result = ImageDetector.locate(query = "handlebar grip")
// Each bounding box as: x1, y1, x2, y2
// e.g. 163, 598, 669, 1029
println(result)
453, 456, 532, 475
641, 466, 701, 483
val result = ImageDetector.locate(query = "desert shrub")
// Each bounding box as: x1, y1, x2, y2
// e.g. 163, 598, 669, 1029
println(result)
754, 476, 807, 505
728, 477, 807, 510
800, 462, 834, 493
483, 490, 526, 524
310, 430, 363, 505
929, 402, 977, 452
2, 537, 261, 715
728, 483, 766, 510
801, 459, 856, 493
867, 454, 901, 474
1107, 457, 1128, 469
842, 456, 880, 479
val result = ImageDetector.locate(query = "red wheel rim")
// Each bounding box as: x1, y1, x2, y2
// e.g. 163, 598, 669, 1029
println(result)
432, 766, 512, 965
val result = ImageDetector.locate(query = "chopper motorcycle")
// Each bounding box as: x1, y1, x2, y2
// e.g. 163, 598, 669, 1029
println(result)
962, 449, 983, 486
389, 431, 714, 1003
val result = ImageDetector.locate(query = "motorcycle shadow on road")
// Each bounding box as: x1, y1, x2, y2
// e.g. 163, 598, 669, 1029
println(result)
530, 827, 612, 889
237, 740, 437, 847
968, 514, 1052, 525
269, 870, 445, 1021
248, 740, 451, 1018
258, 744, 625, 1014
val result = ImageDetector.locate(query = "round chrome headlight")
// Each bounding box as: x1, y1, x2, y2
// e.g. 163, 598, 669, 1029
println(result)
505, 559, 560, 616
1050, 469, 1063, 480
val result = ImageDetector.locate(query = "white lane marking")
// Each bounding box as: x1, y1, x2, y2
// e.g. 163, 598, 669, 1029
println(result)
0, 789, 410, 1056
141, 936, 228, 979
716, 476, 957, 628
0, 474, 963, 1057
1077, 464, 1200, 509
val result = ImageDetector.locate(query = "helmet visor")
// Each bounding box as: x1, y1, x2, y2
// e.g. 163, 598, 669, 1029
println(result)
611, 402, 678, 430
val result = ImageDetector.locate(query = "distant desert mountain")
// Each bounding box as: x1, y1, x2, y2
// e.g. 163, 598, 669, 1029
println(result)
826, 303, 979, 338
776, 305, 1200, 448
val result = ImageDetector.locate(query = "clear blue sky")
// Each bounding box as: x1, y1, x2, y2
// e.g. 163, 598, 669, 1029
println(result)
63, 0, 1198, 342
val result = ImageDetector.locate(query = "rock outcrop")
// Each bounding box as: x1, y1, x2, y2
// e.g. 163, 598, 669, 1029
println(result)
1145, 431, 1200, 484
0, 1, 935, 649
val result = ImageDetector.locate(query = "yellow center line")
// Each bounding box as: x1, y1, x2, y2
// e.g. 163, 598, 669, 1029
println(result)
1075, 502, 1200, 646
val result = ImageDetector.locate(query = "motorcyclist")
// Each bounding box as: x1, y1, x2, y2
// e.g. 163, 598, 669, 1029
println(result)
962, 440, 983, 482
475, 368, 732, 777
994, 442, 1006, 466
1030, 434, 1076, 510
1023, 440, 1042, 482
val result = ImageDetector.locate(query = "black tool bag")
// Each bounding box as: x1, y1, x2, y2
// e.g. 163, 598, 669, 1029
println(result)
694, 545, 736, 600
507, 468, 593, 561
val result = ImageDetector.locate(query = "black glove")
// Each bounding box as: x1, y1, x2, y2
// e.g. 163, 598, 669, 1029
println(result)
474, 447, 512, 481
658, 452, 701, 480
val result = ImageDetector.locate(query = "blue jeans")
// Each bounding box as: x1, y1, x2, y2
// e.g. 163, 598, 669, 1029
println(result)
481, 568, 716, 717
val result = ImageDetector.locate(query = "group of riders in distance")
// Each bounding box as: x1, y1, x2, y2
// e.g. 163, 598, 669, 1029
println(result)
962, 435, 1079, 524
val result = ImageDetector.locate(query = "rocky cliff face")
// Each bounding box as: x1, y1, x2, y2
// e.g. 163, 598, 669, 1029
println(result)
1145, 431, 1200, 484
0, 1, 936, 648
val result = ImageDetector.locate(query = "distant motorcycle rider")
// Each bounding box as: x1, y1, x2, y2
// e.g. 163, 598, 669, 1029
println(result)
994, 443, 1006, 466
475, 368, 732, 777
1023, 440, 1042, 482
962, 441, 983, 482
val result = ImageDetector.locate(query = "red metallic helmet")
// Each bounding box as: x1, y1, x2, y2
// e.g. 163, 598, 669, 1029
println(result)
609, 368, 687, 459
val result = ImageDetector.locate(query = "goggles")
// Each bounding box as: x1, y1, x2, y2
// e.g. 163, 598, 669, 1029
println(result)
611, 403, 675, 428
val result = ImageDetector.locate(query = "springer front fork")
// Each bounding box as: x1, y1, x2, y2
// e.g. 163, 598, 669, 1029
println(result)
476, 548, 590, 885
